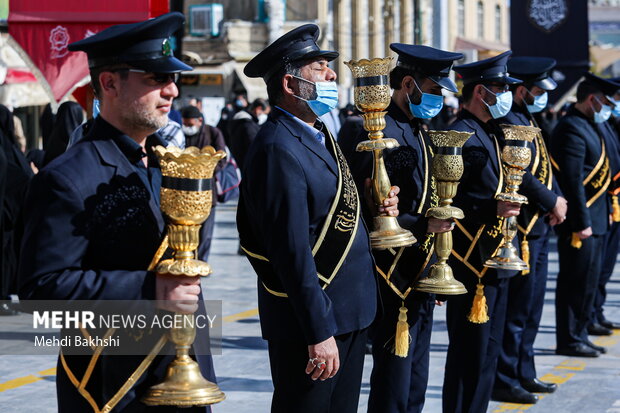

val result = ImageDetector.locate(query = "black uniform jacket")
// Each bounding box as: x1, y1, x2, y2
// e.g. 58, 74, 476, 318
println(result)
237, 108, 378, 345
550, 106, 611, 236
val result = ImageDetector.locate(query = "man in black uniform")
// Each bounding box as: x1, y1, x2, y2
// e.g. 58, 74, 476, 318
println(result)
584, 74, 620, 336
442, 51, 523, 413
550, 75, 615, 358
492, 57, 567, 403
341, 44, 461, 413
236, 25, 399, 413
19, 13, 216, 412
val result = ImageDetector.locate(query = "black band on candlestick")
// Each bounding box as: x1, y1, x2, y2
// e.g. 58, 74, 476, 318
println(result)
162, 176, 212, 191
505, 140, 529, 148
355, 75, 389, 87
436, 147, 462, 155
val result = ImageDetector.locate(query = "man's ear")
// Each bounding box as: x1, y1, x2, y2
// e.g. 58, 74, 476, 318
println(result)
99, 72, 120, 99
474, 84, 487, 101
586, 93, 597, 107
402, 75, 414, 93
282, 74, 296, 97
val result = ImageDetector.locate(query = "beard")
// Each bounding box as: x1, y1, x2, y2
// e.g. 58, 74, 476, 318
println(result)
296, 78, 318, 117
119, 94, 168, 133
298, 79, 316, 101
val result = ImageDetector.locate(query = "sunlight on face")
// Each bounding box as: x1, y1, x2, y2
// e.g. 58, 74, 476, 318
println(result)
118, 71, 177, 133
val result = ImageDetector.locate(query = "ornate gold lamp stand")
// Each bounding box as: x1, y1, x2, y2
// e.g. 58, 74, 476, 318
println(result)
142, 146, 226, 407
415, 130, 472, 295
345, 57, 416, 250
484, 125, 538, 271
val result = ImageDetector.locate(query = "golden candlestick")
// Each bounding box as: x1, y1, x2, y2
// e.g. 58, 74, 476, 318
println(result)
415, 130, 471, 295
345, 57, 416, 250
484, 125, 539, 271
142, 145, 226, 407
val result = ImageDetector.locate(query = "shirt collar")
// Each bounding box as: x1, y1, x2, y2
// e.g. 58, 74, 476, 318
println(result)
275, 106, 324, 139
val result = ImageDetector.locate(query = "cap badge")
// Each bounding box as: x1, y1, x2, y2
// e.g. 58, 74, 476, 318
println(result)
162, 38, 172, 57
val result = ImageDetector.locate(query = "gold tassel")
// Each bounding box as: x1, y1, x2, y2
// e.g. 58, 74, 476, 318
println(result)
468, 281, 490, 324
571, 233, 582, 249
613, 195, 620, 222
394, 303, 410, 358
521, 239, 530, 275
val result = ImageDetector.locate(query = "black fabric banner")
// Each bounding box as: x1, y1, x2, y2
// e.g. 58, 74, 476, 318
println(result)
510, 0, 589, 104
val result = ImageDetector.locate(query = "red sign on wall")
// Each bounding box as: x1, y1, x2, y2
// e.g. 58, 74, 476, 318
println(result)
8, 0, 169, 103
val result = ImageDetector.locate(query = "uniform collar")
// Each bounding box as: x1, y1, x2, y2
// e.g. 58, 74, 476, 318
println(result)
275, 106, 325, 144
567, 104, 593, 123
386, 100, 427, 132
275, 106, 320, 133
512, 101, 531, 118
92, 116, 167, 164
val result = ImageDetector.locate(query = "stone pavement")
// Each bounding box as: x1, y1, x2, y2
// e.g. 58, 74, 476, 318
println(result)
1, 201, 619, 412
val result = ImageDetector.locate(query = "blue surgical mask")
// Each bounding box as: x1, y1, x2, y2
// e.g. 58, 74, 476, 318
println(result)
482, 86, 513, 119
593, 97, 612, 124
93, 98, 100, 118
526, 90, 548, 114
293, 76, 339, 117
407, 80, 444, 119
610, 97, 620, 117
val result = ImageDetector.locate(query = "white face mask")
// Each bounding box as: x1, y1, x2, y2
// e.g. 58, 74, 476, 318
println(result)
257, 113, 268, 125
182, 125, 200, 136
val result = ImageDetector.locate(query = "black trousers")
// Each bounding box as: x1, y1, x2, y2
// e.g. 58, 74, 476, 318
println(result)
495, 232, 550, 388
268, 328, 368, 413
443, 267, 509, 413
593, 221, 620, 324
556, 232, 604, 349
368, 293, 434, 413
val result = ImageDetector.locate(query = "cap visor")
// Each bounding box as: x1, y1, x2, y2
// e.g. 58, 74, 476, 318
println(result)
534, 77, 557, 91
430, 76, 459, 93
131, 57, 193, 73
503, 75, 522, 85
